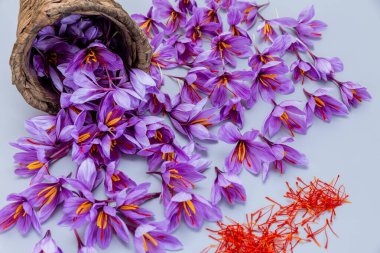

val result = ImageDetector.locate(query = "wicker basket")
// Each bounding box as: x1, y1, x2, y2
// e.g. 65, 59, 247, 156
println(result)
10, 0, 152, 114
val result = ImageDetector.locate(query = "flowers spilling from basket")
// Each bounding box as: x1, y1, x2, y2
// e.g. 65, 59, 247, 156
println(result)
0, 0, 369, 252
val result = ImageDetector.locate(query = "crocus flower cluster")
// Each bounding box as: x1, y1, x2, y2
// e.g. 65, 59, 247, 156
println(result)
0, 1, 371, 253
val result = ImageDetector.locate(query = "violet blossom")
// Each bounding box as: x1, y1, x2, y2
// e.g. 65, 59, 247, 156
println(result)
227, 8, 251, 40
220, 97, 245, 128
236, 1, 268, 29
290, 59, 320, 84
165, 192, 222, 232
134, 223, 182, 253
261, 136, 308, 179
304, 88, 349, 126
336, 80, 372, 108
218, 123, 275, 175
131, 7, 164, 38
211, 167, 246, 205
250, 61, 294, 104
153, 0, 187, 35
0, 193, 41, 235
176, 0, 197, 13
207, 0, 236, 10
185, 8, 220, 43
314, 56, 344, 81
262, 100, 307, 138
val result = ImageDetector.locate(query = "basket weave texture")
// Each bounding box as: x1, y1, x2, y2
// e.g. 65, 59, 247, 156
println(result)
10, 0, 152, 114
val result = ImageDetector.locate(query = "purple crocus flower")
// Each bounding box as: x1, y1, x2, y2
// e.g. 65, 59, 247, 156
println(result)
150, 33, 177, 86
115, 183, 156, 223
220, 97, 245, 128
250, 61, 294, 104
84, 204, 129, 249
65, 42, 124, 76
207, 33, 252, 67
207, 0, 236, 10
336, 80, 372, 108
211, 167, 246, 205
203, 2, 223, 31
167, 35, 203, 65
32, 230, 62, 253
23, 176, 72, 223
160, 162, 205, 204
206, 70, 253, 106
165, 192, 222, 232
292, 5, 327, 47
185, 8, 220, 43
153, 0, 187, 35
314, 56, 343, 81
138, 141, 190, 171
169, 98, 219, 140
134, 223, 182, 253
146, 122, 175, 145
304, 88, 349, 126
227, 8, 251, 41
290, 59, 320, 84
131, 7, 164, 38
0, 193, 41, 235
179, 68, 213, 104
236, 1, 267, 29
261, 136, 308, 179
104, 161, 137, 194
218, 123, 275, 175
59, 193, 95, 229
257, 20, 278, 42
262, 100, 307, 138
249, 35, 293, 71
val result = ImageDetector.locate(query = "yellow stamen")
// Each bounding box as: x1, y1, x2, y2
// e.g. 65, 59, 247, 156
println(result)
145, 233, 158, 247
314, 97, 326, 108
119, 204, 139, 211
186, 200, 196, 215
97, 211, 108, 229
78, 133, 91, 143
76, 201, 92, 215
27, 161, 44, 170
237, 142, 246, 162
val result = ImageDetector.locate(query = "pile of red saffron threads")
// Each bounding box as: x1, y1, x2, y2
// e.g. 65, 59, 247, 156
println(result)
204, 176, 350, 253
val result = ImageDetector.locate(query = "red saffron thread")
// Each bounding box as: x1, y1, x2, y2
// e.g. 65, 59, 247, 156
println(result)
205, 176, 350, 253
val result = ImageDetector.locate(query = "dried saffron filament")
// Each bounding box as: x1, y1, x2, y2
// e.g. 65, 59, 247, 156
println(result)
205, 176, 349, 253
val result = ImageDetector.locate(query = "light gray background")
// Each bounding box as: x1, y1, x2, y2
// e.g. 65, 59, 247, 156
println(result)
1, 0, 380, 252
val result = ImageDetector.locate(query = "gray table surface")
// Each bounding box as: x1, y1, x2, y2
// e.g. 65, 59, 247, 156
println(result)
1, 0, 380, 252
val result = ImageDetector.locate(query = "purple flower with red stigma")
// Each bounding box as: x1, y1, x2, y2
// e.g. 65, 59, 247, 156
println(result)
23, 176, 72, 223
160, 162, 205, 204
261, 136, 308, 179
208, 33, 252, 67
131, 7, 164, 38
185, 8, 220, 43
262, 100, 307, 138
76, 158, 100, 191
153, 0, 187, 35
32, 230, 62, 253
304, 88, 349, 126
257, 20, 278, 42
59, 193, 95, 229
227, 8, 251, 41
138, 141, 190, 171
0, 193, 41, 235
169, 98, 219, 140
105, 161, 137, 194
290, 59, 320, 84
218, 123, 275, 175
281, 5, 327, 47
150, 33, 177, 85
167, 35, 203, 65
314, 56, 343, 81
236, 1, 268, 29
146, 122, 175, 144
250, 61, 294, 104
165, 192, 222, 232
84, 204, 129, 249
249, 35, 293, 71
134, 223, 182, 253
335, 80, 372, 108
206, 70, 253, 106
211, 167, 246, 205
66, 42, 124, 76
220, 97, 245, 128
116, 183, 157, 223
